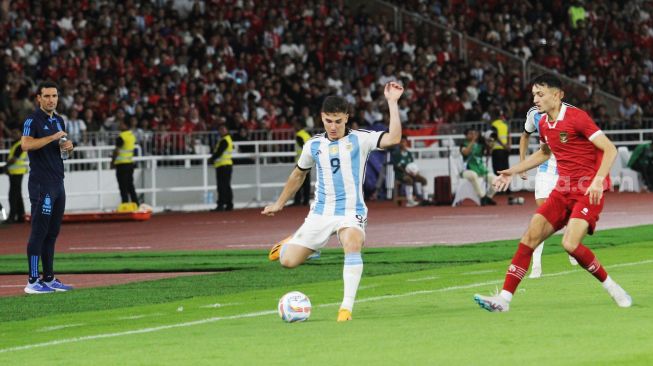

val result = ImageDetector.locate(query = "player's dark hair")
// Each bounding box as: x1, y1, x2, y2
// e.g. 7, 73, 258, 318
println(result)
321, 96, 350, 114
531, 74, 562, 90
36, 81, 59, 95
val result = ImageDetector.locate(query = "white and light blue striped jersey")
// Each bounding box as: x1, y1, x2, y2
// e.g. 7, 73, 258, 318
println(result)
297, 129, 385, 217
525, 107, 558, 175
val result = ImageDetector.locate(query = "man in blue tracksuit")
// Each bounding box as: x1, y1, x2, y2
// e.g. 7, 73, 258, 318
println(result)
21, 81, 74, 294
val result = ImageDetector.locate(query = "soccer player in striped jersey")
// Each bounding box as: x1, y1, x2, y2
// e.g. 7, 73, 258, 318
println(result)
520, 106, 578, 278
474, 74, 632, 312
262, 82, 404, 321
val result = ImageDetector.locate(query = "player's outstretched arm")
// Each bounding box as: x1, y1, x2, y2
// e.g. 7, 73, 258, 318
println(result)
261, 167, 309, 216
494, 144, 551, 191
585, 134, 617, 205
379, 82, 404, 149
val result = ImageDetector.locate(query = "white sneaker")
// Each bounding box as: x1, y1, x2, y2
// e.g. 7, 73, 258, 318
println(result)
606, 283, 633, 308
528, 266, 542, 279
473, 294, 509, 312
406, 199, 419, 208
568, 255, 578, 266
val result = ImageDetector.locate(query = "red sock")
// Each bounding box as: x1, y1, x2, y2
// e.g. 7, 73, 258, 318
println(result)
569, 244, 608, 282
502, 243, 533, 294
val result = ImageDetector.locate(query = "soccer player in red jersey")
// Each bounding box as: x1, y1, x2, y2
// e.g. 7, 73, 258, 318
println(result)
474, 74, 632, 312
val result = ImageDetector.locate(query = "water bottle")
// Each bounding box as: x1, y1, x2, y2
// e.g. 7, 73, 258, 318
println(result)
205, 191, 214, 204
59, 136, 69, 160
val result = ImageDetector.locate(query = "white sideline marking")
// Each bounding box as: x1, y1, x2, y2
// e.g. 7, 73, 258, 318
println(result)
117, 313, 164, 320
2, 258, 652, 354
199, 303, 239, 309
68, 246, 152, 251
406, 276, 439, 282
0, 311, 276, 354
539, 259, 653, 279
608, 259, 653, 268
37, 324, 85, 332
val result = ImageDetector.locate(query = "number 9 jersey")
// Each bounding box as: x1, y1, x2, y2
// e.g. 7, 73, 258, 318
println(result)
297, 129, 386, 218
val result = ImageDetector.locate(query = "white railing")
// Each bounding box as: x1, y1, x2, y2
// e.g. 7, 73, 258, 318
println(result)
1, 132, 651, 212
1, 140, 296, 211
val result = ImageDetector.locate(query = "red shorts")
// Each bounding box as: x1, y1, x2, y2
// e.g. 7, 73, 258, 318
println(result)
536, 189, 605, 234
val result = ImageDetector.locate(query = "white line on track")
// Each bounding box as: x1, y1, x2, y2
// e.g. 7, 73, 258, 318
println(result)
2, 258, 651, 354
37, 324, 85, 332
181, 220, 246, 225
433, 214, 500, 219
68, 246, 152, 251
226, 244, 270, 248
393, 241, 434, 245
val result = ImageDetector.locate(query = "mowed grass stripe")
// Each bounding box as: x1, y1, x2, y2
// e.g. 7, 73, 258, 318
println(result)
1, 225, 651, 323
1, 256, 651, 355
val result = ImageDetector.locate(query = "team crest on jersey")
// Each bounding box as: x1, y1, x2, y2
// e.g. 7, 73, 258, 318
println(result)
329, 145, 339, 156
345, 142, 353, 151
559, 132, 568, 143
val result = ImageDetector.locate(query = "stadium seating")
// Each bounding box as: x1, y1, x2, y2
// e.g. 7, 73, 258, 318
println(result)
387, 0, 653, 122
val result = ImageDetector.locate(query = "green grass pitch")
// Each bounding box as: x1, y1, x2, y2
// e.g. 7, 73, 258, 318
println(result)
0, 225, 651, 365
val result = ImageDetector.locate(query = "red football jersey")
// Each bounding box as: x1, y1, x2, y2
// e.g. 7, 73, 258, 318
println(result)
539, 103, 611, 193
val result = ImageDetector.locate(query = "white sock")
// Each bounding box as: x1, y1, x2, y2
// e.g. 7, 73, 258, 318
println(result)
499, 290, 513, 303
341, 253, 363, 311
532, 242, 544, 268
601, 275, 616, 290
405, 185, 414, 200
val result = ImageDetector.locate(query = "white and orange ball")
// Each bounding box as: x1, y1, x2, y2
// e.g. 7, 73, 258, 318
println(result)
278, 291, 312, 322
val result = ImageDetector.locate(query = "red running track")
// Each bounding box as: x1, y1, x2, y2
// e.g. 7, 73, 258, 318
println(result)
1, 192, 651, 254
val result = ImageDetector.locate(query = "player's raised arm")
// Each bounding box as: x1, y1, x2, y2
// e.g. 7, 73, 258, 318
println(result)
261, 167, 310, 216
585, 133, 617, 205
379, 82, 404, 149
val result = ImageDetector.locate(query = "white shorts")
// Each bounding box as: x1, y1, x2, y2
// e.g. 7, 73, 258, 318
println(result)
288, 214, 367, 251
534, 171, 558, 200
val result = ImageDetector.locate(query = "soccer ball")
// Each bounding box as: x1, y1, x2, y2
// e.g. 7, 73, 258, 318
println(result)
278, 291, 312, 322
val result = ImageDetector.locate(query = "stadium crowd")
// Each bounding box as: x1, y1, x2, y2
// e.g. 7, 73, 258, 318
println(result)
0, 0, 651, 151
391, 0, 653, 128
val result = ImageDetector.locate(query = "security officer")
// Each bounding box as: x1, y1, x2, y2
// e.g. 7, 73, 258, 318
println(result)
208, 124, 233, 211
489, 109, 513, 202
21, 81, 74, 293
4, 128, 27, 223
111, 120, 139, 209
293, 120, 311, 206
